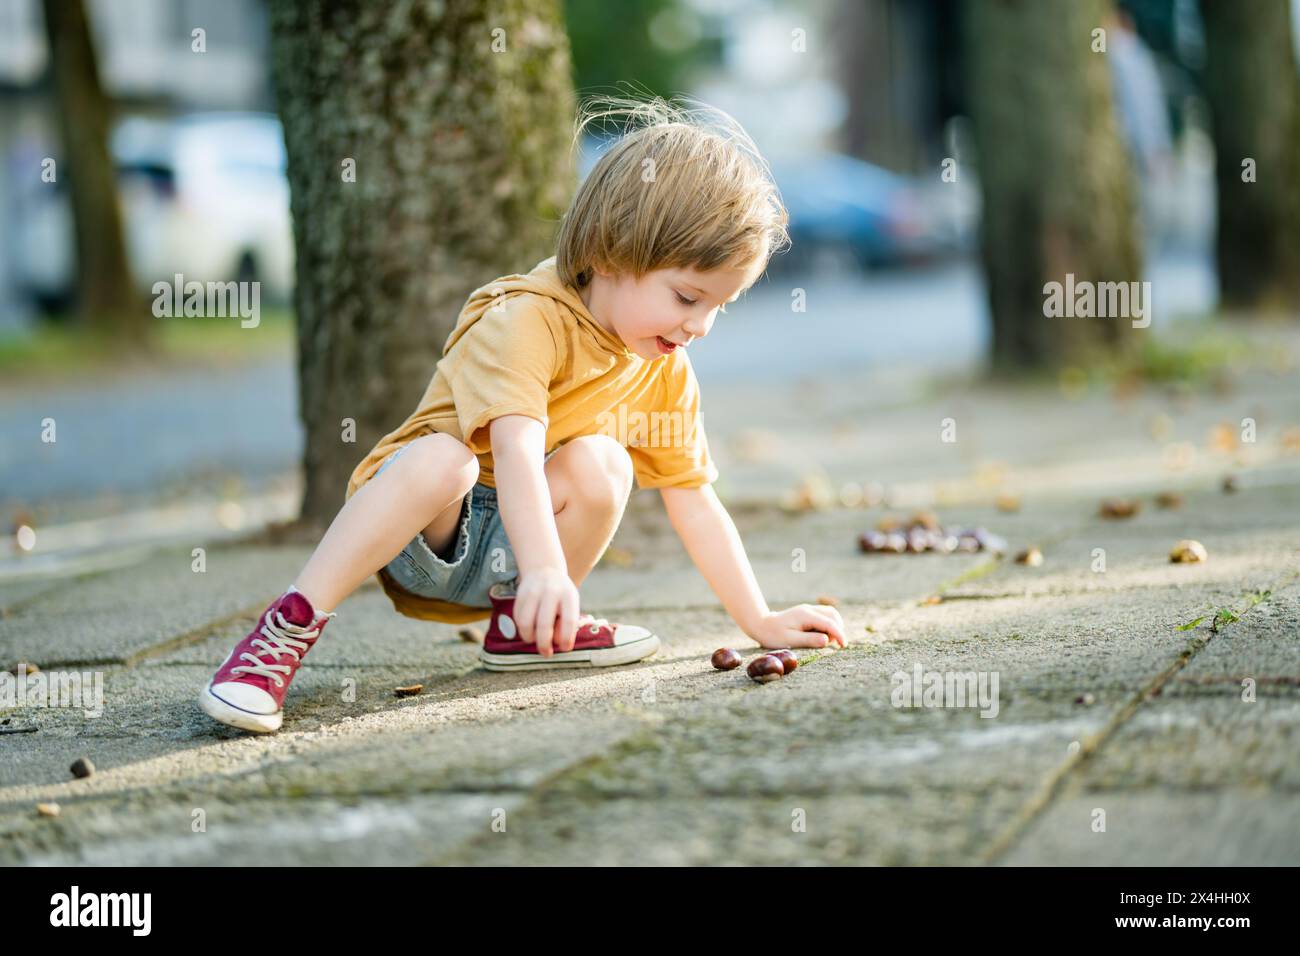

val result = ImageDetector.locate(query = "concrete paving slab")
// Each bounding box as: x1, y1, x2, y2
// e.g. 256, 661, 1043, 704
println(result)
1001, 791, 1300, 866
0, 542, 315, 666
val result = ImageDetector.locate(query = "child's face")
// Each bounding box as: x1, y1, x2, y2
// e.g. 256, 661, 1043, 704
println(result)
582, 257, 764, 361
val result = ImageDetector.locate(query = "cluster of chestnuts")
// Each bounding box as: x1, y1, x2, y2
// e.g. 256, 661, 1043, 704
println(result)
858, 512, 1006, 556
711, 647, 798, 683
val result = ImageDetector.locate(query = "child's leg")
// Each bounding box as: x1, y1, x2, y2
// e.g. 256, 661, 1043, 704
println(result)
293, 433, 480, 612
542, 434, 634, 587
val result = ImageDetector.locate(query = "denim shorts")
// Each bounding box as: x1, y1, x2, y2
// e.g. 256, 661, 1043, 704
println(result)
375, 440, 558, 608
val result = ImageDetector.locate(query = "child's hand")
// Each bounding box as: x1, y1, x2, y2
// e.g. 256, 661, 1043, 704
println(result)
513, 567, 581, 656
750, 604, 847, 650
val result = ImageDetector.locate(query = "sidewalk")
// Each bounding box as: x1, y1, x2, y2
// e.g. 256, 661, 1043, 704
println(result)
1, 345, 1298, 865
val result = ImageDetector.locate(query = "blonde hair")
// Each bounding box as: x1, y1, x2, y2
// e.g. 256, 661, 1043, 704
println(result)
555, 93, 790, 291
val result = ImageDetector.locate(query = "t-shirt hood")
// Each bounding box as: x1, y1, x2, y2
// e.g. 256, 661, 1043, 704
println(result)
443, 255, 632, 360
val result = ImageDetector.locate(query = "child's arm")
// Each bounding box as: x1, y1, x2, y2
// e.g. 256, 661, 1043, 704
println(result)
490, 414, 580, 656
660, 485, 847, 649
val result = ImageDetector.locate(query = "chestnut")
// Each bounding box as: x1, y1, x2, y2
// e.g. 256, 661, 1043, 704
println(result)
858, 530, 887, 553
770, 649, 798, 674
933, 533, 959, 553
1099, 498, 1140, 519
711, 647, 743, 671
746, 655, 784, 683
1014, 547, 1044, 566
882, 532, 908, 553
1169, 539, 1208, 564
1155, 491, 1184, 509
974, 528, 1007, 554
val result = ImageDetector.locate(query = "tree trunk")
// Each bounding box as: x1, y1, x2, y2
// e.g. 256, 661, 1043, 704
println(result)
834, 0, 933, 173
269, 0, 577, 527
41, 0, 148, 343
965, 0, 1143, 372
1199, 0, 1300, 312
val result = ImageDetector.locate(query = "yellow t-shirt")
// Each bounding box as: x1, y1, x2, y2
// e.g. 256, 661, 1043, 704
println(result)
345, 255, 718, 623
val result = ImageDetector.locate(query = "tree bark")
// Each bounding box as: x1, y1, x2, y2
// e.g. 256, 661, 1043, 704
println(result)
965, 0, 1143, 372
1199, 0, 1300, 312
269, 0, 577, 526
41, 0, 148, 342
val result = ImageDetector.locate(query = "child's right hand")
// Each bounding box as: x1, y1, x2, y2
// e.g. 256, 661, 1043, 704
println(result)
512, 567, 581, 656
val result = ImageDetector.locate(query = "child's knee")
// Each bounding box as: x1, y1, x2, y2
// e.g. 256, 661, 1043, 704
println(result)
405, 433, 480, 501
565, 434, 633, 503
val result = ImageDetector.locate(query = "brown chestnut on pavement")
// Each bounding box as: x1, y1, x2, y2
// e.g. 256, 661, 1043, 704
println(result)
1169, 539, 1208, 563
711, 647, 743, 671
770, 649, 798, 674
747, 655, 784, 683
1099, 498, 1140, 519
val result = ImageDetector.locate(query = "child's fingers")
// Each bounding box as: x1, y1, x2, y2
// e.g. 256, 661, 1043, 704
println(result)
819, 609, 847, 647
802, 605, 846, 647
534, 593, 558, 656
555, 590, 579, 653
514, 591, 538, 644
783, 626, 831, 649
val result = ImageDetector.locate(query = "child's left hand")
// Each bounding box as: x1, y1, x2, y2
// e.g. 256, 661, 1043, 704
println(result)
750, 604, 847, 649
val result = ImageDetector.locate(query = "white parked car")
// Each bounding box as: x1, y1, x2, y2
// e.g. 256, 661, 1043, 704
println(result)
15, 112, 294, 309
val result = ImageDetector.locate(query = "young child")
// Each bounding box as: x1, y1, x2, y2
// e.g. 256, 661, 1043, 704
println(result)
200, 97, 846, 734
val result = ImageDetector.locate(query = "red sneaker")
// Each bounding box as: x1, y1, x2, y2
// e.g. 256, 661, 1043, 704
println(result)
479, 582, 660, 671
199, 589, 334, 733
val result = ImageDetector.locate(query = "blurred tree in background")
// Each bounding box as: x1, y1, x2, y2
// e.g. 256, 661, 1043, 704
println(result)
41, 0, 149, 346
1198, 0, 1300, 313
563, 0, 715, 100
270, 0, 576, 526
965, 0, 1143, 372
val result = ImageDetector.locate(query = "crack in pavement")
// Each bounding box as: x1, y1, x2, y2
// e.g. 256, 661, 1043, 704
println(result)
979, 566, 1300, 865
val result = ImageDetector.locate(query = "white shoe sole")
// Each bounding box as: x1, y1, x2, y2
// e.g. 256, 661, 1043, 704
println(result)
479, 633, 660, 672
199, 684, 282, 734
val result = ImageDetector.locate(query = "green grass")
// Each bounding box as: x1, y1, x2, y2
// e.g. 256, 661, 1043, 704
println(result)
0, 309, 295, 380
1177, 587, 1274, 634
1123, 326, 1254, 385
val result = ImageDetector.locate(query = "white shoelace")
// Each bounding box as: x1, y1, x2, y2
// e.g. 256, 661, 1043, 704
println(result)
578, 613, 610, 634
231, 610, 322, 688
